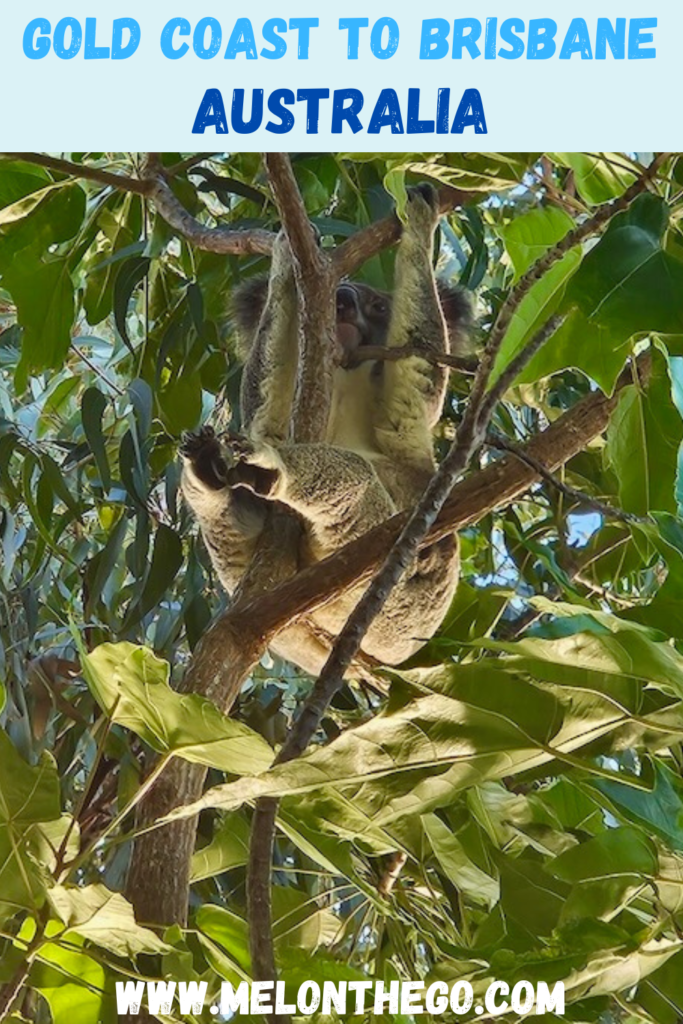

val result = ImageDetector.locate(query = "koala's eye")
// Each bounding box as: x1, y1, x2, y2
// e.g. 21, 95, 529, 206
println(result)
371, 298, 389, 316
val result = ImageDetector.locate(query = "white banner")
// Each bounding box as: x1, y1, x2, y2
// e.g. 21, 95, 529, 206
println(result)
1, 1, 675, 149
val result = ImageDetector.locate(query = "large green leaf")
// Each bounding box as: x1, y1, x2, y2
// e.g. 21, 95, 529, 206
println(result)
501, 204, 574, 280
522, 195, 683, 392
547, 827, 658, 882
553, 153, 638, 205
0, 182, 85, 264
592, 761, 683, 852
47, 884, 170, 957
7, 258, 75, 381
0, 729, 61, 922
605, 347, 683, 515
79, 642, 273, 774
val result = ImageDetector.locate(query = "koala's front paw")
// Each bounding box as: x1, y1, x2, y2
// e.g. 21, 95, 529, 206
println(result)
403, 183, 440, 239
224, 438, 283, 498
180, 426, 229, 491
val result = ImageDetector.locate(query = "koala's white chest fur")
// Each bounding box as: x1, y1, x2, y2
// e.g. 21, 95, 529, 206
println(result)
326, 363, 379, 455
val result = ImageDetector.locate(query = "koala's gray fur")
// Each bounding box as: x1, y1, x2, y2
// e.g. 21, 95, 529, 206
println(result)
181, 187, 470, 675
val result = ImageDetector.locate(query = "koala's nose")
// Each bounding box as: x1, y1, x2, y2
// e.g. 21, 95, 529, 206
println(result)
336, 284, 358, 319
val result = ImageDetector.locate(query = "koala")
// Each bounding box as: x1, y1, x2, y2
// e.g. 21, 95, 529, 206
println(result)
181, 186, 471, 675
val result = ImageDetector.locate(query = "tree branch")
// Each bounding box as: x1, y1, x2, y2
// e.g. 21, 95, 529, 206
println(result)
347, 344, 478, 375
0, 152, 151, 195
142, 155, 275, 257
263, 153, 335, 442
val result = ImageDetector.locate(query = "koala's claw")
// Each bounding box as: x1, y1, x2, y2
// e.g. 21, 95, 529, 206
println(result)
180, 425, 215, 458
180, 425, 230, 490
403, 183, 440, 237
407, 182, 438, 209
219, 431, 255, 460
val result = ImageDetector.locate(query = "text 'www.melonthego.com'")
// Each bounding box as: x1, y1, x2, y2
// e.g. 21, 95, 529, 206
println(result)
115, 978, 566, 1018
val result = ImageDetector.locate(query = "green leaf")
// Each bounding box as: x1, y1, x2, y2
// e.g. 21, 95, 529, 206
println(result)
422, 813, 499, 908
396, 153, 538, 192
113, 256, 150, 352
122, 524, 183, 629
605, 347, 683, 515
490, 251, 581, 388
157, 373, 202, 435
553, 153, 638, 205
79, 642, 273, 773
501, 204, 574, 280
592, 760, 683, 852
81, 387, 110, 489
0, 183, 86, 265
191, 812, 250, 882
47, 884, 170, 957
383, 168, 408, 222
0, 729, 61, 922
0, 160, 50, 209
83, 201, 137, 325
548, 827, 658, 882
6, 258, 75, 379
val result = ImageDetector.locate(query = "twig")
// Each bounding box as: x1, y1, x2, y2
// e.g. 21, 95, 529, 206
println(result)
475, 314, 565, 428
485, 429, 646, 525
347, 344, 478, 375
0, 152, 150, 195
70, 343, 125, 396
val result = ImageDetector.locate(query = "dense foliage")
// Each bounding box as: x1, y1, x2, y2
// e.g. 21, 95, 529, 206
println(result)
2, 151, 683, 1022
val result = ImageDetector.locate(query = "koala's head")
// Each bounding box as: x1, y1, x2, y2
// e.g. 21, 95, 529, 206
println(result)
232, 275, 472, 362
335, 279, 473, 362
335, 282, 391, 359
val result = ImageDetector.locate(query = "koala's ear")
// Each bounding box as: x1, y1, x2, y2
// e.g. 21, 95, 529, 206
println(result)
231, 275, 269, 357
436, 281, 474, 352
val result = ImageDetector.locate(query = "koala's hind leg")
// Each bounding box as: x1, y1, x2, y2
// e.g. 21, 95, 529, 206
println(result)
240, 231, 299, 443
180, 427, 265, 594
225, 440, 395, 556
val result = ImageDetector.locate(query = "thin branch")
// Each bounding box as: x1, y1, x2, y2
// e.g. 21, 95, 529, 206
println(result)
0, 152, 150, 195
475, 313, 566, 427
70, 343, 125, 396
485, 429, 646, 525
263, 153, 335, 442
164, 153, 218, 177
346, 344, 478, 375
142, 155, 275, 257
